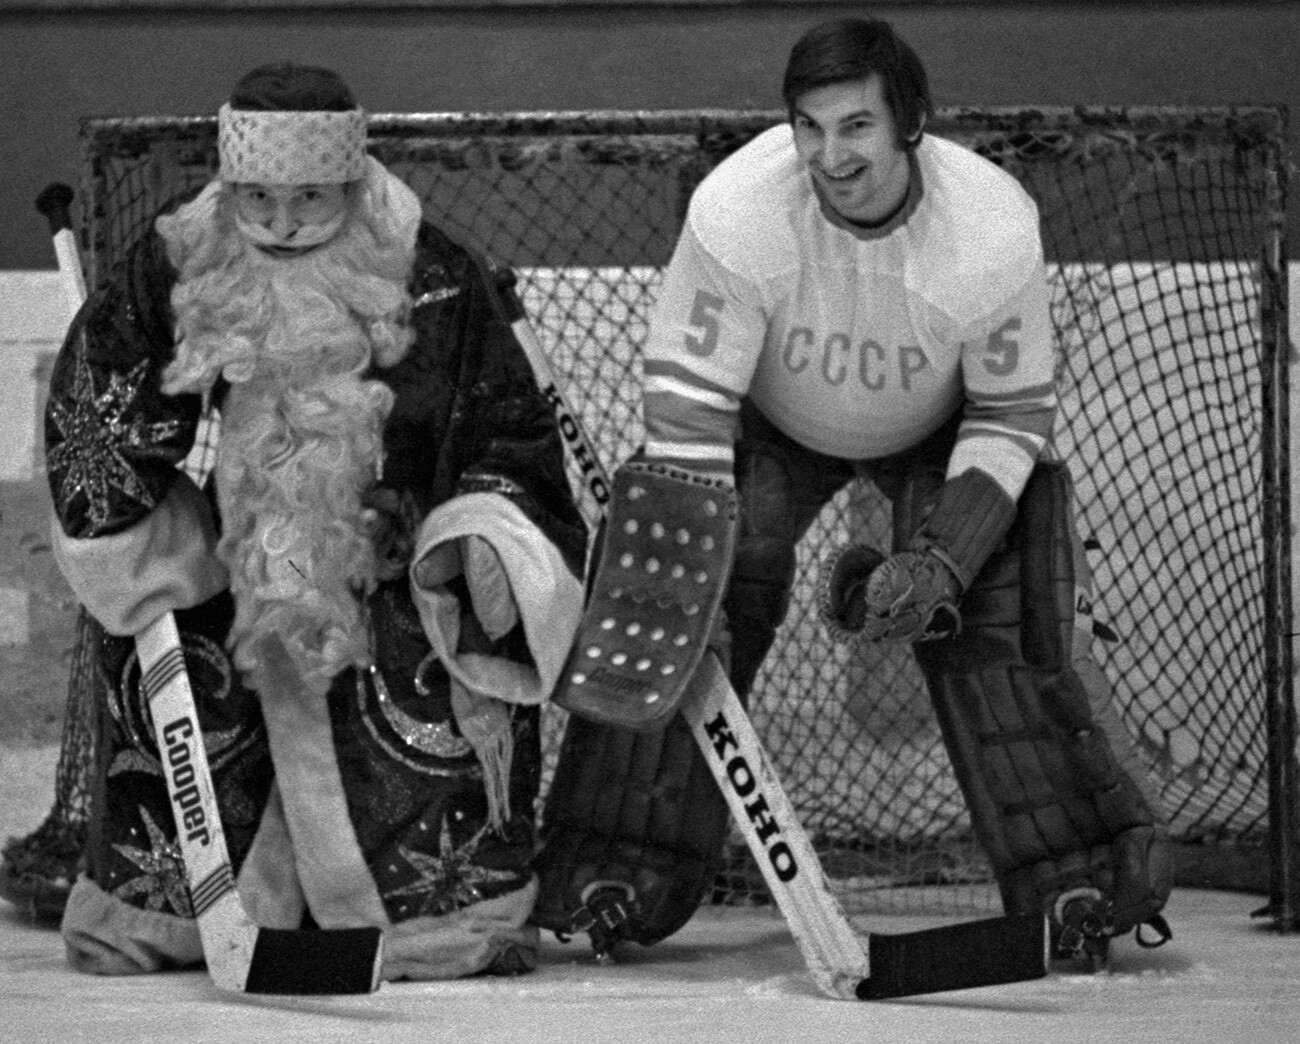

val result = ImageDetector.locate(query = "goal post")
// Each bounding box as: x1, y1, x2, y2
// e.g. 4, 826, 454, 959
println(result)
52, 105, 1294, 929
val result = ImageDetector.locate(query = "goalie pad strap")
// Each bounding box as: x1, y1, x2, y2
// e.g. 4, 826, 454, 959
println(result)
1004, 824, 1173, 938
553, 459, 739, 731
913, 462, 1171, 936
532, 704, 731, 949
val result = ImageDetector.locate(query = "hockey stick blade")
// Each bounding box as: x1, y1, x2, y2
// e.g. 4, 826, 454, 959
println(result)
245, 926, 385, 995
683, 653, 1048, 1000
859, 912, 1048, 1000
138, 613, 384, 994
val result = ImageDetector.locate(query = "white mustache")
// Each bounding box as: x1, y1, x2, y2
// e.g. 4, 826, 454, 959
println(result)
235, 210, 347, 250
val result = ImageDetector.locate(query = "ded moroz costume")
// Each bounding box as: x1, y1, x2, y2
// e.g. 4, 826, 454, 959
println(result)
44, 64, 586, 980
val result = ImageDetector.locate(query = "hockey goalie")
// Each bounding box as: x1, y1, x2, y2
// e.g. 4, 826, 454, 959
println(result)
533, 15, 1173, 969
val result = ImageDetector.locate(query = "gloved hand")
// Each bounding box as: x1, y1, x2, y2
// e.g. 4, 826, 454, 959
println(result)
819, 543, 887, 638
360, 487, 414, 582
414, 534, 519, 641
859, 548, 963, 643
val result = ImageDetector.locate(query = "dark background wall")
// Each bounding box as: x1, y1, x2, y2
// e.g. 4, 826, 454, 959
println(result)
0, 1, 1294, 270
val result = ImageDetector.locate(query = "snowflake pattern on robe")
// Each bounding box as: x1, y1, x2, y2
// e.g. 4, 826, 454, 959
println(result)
381, 815, 520, 919
45, 339, 183, 533
109, 806, 193, 917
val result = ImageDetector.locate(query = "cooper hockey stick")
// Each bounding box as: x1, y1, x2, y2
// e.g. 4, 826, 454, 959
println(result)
38, 183, 384, 995
507, 297, 1049, 1000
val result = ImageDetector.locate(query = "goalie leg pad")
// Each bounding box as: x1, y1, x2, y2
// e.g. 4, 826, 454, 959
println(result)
532, 701, 732, 953
910, 462, 1172, 944
532, 414, 856, 953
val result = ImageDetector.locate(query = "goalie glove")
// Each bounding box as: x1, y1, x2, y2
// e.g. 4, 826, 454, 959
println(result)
819, 544, 887, 640
859, 548, 963, 643
821, 544, 963, 644
821, 468, 1019, 644
867, 466, 1018, 643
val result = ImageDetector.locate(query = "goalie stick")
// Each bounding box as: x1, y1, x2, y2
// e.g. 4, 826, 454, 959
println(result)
38, 183, 384, 995
504, 298, 1050, 1000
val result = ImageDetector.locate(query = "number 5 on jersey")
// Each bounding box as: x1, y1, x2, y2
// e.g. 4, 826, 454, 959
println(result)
685, 289, 725, 356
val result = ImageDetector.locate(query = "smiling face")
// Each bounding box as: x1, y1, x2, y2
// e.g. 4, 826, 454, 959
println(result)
791, 74, 915, 227
231, 182, 351, 256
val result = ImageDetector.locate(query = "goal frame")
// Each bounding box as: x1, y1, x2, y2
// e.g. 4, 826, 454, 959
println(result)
69, 105, 1296, 928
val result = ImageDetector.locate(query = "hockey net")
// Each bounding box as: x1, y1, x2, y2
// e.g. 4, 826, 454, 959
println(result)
37, 107, 1292, 926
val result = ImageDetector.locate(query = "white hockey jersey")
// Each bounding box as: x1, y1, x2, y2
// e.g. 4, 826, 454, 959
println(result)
642, 123, 1056, 500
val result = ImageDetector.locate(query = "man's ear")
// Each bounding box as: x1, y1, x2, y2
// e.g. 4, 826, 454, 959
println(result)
906, 109, 927, 146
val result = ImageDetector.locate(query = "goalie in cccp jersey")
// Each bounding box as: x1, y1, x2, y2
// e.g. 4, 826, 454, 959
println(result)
535, 16, 1172, 967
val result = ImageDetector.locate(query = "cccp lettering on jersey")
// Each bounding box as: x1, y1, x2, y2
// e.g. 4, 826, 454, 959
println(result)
702, 711, 798, 882
781, 326, 931, 391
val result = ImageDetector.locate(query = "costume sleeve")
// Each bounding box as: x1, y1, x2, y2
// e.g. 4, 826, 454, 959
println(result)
949, 241, 1057, 501
396, 224, 588, 579
460, 254, 588, 577
44, 231, 226, 634
397, 227, 588, 699
641, 217, 769, 481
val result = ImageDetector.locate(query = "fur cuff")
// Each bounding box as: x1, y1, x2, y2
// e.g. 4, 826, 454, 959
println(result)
61, 874, 203, 975
52, 475, 229, 636
410, 492, 583, 706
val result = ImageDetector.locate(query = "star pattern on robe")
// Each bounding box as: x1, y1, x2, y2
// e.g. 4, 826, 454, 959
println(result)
45, 343, 183, 532
381, 815, 519, 919
110, 806, 193, 917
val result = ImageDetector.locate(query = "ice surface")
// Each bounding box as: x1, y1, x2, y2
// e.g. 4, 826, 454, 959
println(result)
3, 746, 1297, 1044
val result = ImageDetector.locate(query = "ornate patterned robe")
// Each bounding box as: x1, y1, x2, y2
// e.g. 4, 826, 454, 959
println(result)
44, 199, 587, 980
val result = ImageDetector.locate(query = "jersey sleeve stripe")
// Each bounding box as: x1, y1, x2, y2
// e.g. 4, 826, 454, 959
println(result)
643, 439, 735, 471
643, 389, 737, 441
643, 358, 747, 399
956, 422, 1047, 461
963, 380, 1057, 406
644, 373, 737, 415
948, 434, 1038, 499
961, 403, 1057, 441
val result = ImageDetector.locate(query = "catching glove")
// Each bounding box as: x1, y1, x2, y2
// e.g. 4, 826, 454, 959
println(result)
859, 548, 963, 642
821, 544, 962, 643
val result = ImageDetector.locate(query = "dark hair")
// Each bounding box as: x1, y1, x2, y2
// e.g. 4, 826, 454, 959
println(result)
781, 18, 933, 150
228, 63, 357, 112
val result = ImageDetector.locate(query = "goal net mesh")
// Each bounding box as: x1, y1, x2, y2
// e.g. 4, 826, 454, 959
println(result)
44, 106, 1289, 922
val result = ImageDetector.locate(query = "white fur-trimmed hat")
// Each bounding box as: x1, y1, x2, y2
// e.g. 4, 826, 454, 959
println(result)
217, 64, 368, 184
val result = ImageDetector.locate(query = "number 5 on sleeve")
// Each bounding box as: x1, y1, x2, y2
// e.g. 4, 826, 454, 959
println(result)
684, 289, 725, 356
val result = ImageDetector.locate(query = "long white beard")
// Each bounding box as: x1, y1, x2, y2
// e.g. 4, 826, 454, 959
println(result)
157, 179, 418, 694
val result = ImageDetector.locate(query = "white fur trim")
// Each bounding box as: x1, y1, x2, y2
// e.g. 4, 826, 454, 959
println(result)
52, 475, 229, 636
233, 784, 308, 930
383, 883, 539, 980
251, 634, 389, 929
410, 492, 584, 706
61, 874, 204, 975
362, 155, 423, 250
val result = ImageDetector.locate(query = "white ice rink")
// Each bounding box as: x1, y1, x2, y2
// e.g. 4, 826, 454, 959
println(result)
2, 745, 1298, 1044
